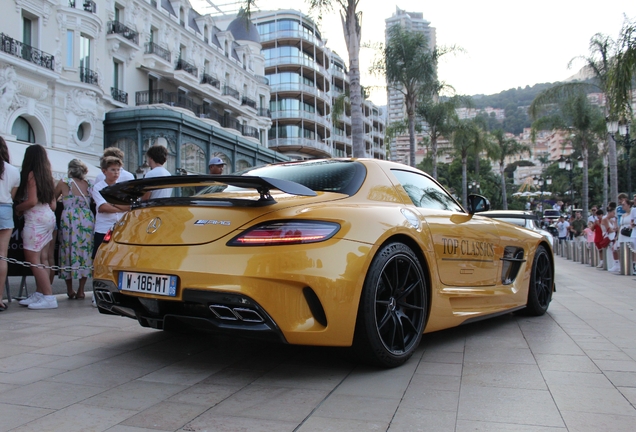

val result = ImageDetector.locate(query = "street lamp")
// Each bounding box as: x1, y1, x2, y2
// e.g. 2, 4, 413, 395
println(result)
468, 180, 480, 193
606, 118, 636, 198
533, 175, 552, 211
558, 155, 583, 212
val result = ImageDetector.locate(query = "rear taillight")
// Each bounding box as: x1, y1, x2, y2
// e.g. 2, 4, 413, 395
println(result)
103, 229, 112, 243
228, 221, 340, 246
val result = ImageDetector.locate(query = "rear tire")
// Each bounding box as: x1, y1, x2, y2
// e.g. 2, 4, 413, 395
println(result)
353, 242, 427, 368
525, 245, 553, 316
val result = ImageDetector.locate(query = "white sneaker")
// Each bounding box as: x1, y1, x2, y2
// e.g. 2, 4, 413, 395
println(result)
608, 262, 620, 272
27, 295, 58, 310
19, 292, 44, 306
91, 296, 97, 308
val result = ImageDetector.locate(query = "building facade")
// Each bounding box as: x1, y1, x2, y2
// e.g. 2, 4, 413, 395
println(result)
0, 0, 284, 179
218, 9, 385, 161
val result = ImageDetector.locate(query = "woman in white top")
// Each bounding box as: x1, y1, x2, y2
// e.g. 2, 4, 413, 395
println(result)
0, 137, 20, 311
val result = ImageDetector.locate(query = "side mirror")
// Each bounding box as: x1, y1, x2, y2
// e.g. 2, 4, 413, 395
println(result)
467, 194, 490, 214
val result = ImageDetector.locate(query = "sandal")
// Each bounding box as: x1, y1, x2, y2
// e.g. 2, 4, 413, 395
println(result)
0, 302, 7, 311
76, 293, 85, 300
67, 290, 77, 300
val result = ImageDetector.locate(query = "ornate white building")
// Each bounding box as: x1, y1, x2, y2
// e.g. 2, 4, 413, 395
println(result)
0, 0, 283, 178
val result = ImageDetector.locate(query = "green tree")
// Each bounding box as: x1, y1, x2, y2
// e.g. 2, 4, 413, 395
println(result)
417, 93, 470, 179
487, 129, 530, 210
372, 25, 440, 166
530, 92, 605, 220
450, 119, 485, 206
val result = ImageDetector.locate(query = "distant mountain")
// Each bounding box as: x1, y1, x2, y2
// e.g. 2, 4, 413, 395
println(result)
468, 83, 559, 110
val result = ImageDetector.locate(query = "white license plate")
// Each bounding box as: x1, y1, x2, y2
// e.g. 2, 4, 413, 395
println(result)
118, 271, 177, 296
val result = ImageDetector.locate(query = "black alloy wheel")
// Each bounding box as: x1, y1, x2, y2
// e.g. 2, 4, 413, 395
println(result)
354, 242, 427, 368
525, 245, 553, 316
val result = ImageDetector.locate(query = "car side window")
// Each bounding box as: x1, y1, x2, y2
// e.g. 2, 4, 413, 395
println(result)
392, 170, 463, 212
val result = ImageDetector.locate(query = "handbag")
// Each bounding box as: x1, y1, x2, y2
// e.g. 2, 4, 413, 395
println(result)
620, 226, 633, 237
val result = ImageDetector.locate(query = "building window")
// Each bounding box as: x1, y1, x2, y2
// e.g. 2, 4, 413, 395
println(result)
12, 117, 35, 143
66, 30, 74, 67
22, 13, 38, 48
113, 60, 121, 89
80, 34, 90, 69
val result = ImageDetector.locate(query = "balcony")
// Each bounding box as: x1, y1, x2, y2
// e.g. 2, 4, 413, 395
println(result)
257, 108, 271, 118
255, 75, 269, 85
111, 87, 128, 104
107, 21, 139, 46
242, 125, 259, 139
136, 90, 260, 139
201, 73, 220, 89
144, 42, 171, 63
222, 85, 240, 100
79, 67, 98, 85
72, 0, 97, 13
197, 105, 223, 124
0, 33, 54, 71
175, 58, 198, 78
241, 96, 257, 109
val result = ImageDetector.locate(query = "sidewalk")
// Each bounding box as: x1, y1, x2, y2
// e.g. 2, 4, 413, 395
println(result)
0, 256, 635, 431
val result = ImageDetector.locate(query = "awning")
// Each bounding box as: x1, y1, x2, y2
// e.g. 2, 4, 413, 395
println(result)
6, 140, 102, 181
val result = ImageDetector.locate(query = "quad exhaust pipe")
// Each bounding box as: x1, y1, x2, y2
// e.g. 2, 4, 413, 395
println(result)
208, 304, 265, 323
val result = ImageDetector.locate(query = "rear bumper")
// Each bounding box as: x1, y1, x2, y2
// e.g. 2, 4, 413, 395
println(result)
93, 280, 286, 343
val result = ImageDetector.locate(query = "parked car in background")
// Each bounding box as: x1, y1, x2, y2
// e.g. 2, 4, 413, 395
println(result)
542, 209, 562, 237
481, 210, 555, 244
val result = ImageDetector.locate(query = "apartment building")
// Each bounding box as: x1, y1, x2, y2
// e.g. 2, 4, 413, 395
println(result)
216, 9, 385, 160
0, 0, 286, 179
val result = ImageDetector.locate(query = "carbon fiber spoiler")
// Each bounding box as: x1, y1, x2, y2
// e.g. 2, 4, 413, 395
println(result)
99, 175, 317, 205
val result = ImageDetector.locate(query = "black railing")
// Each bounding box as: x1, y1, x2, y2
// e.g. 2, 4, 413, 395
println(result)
241, 96, 257, 109
257, 108, 271, 118
204, 37, 209, 44
80, 67, 98, 85
136, 90, 259, 139
175, 58, 198, 77
111, 87, 128, 104
83, 0, 97, 13
0, 33, 54, 71
107, 21, 139, 45
242, 125, 259, 139
222, 85, 240, 100
150, 0, 157, 8
224, 115, 242, 132
197, 105, 224, 123
68, 0, 76, 6
201, 73, 220, 89
144, 42, 171, 62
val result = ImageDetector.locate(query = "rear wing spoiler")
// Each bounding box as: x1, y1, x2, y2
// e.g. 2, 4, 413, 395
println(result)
100, 175, 317, 205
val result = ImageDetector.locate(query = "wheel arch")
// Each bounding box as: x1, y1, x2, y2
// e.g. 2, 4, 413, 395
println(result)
536, 239, 555, 292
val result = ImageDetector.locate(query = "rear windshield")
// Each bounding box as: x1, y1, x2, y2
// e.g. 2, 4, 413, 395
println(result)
239, 160, 366, 195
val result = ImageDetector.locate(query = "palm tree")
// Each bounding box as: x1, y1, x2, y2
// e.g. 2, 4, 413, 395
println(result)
245, 0, 366, 156
530, 92, 605, 220
417, 93, 470, 179
450, 119, 485, 206
372, 25, 440, 166
488, 129, 530, 210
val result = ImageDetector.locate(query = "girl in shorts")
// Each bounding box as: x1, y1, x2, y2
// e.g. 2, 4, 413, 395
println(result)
15, 145, 57, 310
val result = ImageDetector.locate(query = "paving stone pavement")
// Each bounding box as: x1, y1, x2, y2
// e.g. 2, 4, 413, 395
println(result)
1, 255, 635, 431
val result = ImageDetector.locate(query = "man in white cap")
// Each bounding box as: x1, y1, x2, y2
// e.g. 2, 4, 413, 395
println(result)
209, 157, 226, 175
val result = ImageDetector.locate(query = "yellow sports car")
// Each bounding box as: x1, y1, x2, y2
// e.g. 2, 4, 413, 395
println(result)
93, 159, 554, 367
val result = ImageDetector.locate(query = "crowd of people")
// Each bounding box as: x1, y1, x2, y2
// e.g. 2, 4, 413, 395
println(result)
0, 139, 214, 311
550, 196, 636, 274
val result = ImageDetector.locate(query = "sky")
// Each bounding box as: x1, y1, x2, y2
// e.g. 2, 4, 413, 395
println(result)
191, 1, 634, 106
